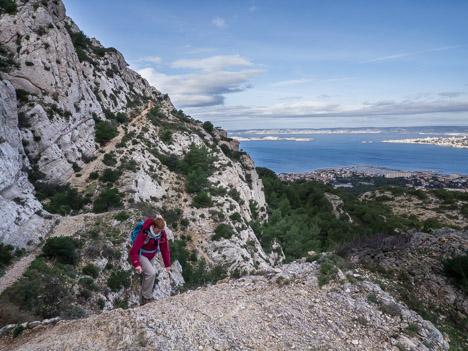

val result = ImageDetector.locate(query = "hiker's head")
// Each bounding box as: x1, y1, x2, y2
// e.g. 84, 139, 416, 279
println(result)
151, 217, 165, 232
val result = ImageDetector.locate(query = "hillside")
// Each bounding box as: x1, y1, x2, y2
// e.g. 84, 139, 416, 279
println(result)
0, 259, 450, 351
0, 0, 467, 350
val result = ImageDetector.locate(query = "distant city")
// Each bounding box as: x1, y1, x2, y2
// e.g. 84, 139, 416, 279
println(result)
383, 136, 468, 149
279, 165, 468, 192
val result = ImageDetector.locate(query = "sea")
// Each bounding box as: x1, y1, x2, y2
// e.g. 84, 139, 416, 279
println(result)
231, 130, 468, 175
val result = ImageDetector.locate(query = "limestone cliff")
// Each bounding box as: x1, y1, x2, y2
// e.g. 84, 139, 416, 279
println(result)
0, 0, 273, 278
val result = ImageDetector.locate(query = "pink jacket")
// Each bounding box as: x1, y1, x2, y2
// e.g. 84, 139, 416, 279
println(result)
129, 218, 170, 268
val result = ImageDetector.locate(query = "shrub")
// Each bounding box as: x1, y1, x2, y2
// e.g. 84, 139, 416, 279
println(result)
89, 171, 99, 180
13, 325, 25, 338
107, 269, 131, 292
114, 211, 130, 221
443, 253, 468, 292
72, 162, 82, 172
181, 143, 214, 176
40, 184, 87, 215
186, 170, 209, 193
229, 212, 242, 222
192, 192, 213, 208
202, 121, 214, 134
42, 237, 79, 265
0, 243, 14, 268
78, 277, 97, 290
160, 130, 172, 143
0, 42, 18, 72
100, 168, 120, 183
103, 153, 117, 166
318, 261, 338, 287
92, 187, 122, 213
212, 224, 235, 241
367, 293, 379, 304
249, 200, 259, 220
82, 264, 99, 279
94, 120, 118, 145
0, 0, 17, 15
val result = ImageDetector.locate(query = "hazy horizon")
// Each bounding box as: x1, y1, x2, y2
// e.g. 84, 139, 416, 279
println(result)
63, 0, 468, 130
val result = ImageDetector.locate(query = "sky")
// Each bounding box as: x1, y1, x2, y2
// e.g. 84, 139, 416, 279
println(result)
62, 0, 468, 130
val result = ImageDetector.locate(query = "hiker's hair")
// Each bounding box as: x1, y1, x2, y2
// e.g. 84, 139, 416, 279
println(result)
152, 217, 165, 230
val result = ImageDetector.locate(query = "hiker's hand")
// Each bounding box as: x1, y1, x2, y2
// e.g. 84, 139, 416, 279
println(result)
135, 266, 143, 274
165, 267, 170, 273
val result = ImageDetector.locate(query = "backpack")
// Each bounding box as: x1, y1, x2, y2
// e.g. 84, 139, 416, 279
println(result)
130, 221, 162, 257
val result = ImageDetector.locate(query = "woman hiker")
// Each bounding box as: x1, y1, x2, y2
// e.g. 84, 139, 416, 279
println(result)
129, 217, 171, 305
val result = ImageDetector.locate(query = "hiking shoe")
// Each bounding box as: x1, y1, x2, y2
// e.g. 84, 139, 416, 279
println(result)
141, 297, 154, 306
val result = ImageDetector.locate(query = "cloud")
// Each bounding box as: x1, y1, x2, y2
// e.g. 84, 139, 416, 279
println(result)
183, 97, 468, 121
138, 67, 263, 107
249, 6, 257, 12
439, 91, 466, 98
211, 17, 226, 29
185, 47, 217, 54
358, 46, 459, 63
272, 79, 311, 87
136, 56, 163, 64
172, 55, 253, 71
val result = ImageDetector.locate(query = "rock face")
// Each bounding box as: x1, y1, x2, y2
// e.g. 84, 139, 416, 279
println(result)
0, 0, 273, 281
0, 72, 51, 246
0, 260, 449, 351
0, 0, 271, 271
347, 228, 468, 324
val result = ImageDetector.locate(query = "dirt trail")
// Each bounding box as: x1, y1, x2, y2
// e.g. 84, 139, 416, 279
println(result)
69, 102, 153, 191
0, 213, 100, 295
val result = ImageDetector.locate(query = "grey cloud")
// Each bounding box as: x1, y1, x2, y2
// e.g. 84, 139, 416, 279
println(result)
438, 91, 466, 98
138, 67, 263, 107
184, 98, 468, 120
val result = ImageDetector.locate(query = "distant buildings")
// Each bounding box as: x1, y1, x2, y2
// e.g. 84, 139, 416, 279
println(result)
278, 165, 468, 191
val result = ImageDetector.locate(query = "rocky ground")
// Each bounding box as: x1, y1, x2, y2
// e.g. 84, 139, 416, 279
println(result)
0, 259, 450, 351
362, 191, 468, 229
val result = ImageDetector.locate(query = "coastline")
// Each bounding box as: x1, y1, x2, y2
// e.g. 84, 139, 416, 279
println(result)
382, 136, 468, 149
278, 165, 468, 190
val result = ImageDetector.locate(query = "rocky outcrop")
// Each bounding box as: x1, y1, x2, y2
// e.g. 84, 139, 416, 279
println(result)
347, 228, 468, 320
0, 75, 51, 246
0, 260, 449, 350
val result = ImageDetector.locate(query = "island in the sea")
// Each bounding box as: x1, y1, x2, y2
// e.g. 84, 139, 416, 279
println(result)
231, 136, 312, 142
382, 136, 468, 149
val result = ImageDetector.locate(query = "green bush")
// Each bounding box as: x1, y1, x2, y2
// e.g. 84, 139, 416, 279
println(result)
93, 187, 122, 213
443, 253, 468, 292
0, 0, 17, 14
103, 153, 117, 166
38, 183, 87, 215
107, 269, 131, 292
12, 325, 25, 338
42, 237, 80, 265
318, 261, 338, 287
114, 211, 130, 221
229, 212, 242, 222
100, 168, 120, 183
89, 171, 99, 180
82, 264, 99, 279
192, 192, 213, 208
0, 43, 18, 72
212, 224, 235, 241
181, 143, 215, 176
202, 121, 214, 134
94, 120, 118, 145
160, 130, 172, 143
0, 243, 14, 268
186, 170, 209, 193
